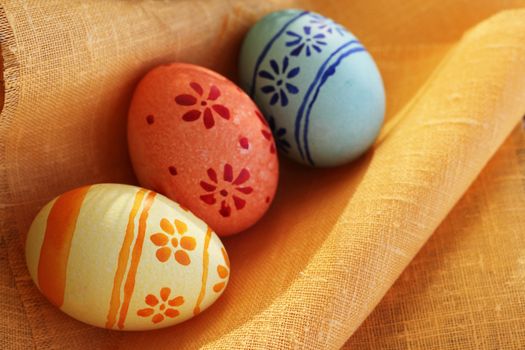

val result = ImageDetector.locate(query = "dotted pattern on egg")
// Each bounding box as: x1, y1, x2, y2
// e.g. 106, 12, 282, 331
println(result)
25, 184, 229, 330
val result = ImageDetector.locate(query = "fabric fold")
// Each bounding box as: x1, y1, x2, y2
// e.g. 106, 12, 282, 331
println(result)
1, 1, 525, 349
190, 9, 525, 349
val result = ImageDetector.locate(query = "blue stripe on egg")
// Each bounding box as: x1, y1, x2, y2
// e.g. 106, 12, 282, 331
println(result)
295, 39, 363, 164
302, 46, 366, 166
240, 10, 385, 167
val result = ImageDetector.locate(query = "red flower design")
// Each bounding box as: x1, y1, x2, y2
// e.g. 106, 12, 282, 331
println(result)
175, 82, 230, 129
255, 110, 269, 126
255, 110, 276, 154
199, 164, 253, 217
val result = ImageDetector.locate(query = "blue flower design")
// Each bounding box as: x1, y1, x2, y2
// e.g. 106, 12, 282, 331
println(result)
259, 56, 300, 107
286, 26, 327, 57
309, 14, 346, 36
268, 116, 291, 154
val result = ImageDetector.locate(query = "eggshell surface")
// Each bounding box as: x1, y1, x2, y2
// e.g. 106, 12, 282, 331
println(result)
128, 63, 279, 236
25, 184, 230, 331
239, 9, 385, 167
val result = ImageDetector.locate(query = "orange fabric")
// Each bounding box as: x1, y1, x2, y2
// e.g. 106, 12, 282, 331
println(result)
1, 0, 525, 349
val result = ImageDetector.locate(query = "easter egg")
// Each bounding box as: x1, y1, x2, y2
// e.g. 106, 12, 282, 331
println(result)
239, 10, 385, 167
128, 63, 279, 236
25, 184, 230, 331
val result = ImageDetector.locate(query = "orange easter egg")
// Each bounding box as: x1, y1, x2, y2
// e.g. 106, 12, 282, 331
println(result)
128, 63, 279, 236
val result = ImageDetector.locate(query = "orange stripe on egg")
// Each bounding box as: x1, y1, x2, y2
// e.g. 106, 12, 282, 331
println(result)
117, 190, 156, 329
105, 188, 147, 329
193, 226, 212, 315
37, 186, 91, 308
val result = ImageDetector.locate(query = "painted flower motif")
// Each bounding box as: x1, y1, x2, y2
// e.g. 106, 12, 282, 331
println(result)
150, 218, 196, 266
255, 110, 276, 154
309, 14, 346, 36
286, 26, 327, 57
268, 116, 291, 154
137, 287, 184, 324
199, 164, 253, 218
175, 82, 230, 129
213, 247, 230, 293
255, 109, 269, 127
259, 56, 300, 107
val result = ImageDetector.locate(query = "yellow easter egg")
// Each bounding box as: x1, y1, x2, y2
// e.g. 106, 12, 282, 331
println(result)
25, 184, 230, 330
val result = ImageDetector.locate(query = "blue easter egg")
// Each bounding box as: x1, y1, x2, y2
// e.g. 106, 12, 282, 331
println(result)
239, 9, 385, 167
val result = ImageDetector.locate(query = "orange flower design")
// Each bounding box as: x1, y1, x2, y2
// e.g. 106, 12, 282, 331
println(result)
137, 287, 184, 324
213, 247, 230, 293
150, 218, 197, 265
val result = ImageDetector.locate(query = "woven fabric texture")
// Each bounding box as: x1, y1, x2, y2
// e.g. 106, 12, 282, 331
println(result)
1, 0, 524, 349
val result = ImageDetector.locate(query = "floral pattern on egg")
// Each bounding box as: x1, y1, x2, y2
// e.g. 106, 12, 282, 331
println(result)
128, 63, 279, 236
199, 164, 253, 218
150, 218, 197, 265
137, 287, 185, 324
175, 82, 230, 129
239, 10, 385, 167
24, 184, 230, 331
258, 56, 300, 107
